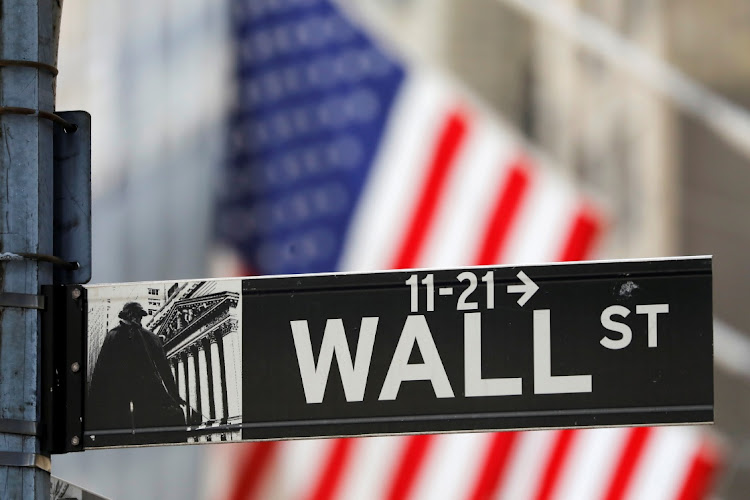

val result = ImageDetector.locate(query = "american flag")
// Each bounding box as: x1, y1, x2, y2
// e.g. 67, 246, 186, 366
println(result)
212, 0, 722, 499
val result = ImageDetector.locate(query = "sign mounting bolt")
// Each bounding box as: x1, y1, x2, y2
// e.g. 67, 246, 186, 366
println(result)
71, 436, 80, 446
71, 362, 80, 373
71, 287, 81, 300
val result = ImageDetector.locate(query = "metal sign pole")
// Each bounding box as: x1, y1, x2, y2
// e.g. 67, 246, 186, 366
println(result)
0, 0, 63, 497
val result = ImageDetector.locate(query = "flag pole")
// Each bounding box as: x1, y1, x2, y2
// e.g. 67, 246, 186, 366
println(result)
0, 0, 63, 497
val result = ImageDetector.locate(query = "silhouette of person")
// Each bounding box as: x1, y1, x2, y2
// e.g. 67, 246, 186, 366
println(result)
88, 301, 187, 445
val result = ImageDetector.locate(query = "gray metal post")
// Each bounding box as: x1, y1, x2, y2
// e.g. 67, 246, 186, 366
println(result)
1, 0, 63, 498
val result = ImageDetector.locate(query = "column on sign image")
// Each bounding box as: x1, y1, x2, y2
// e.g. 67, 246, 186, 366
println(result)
171, 357, 182, 421
175, 354, 186, 414
188, 344, 203, 421
202, 337, 217, 421
210, 333, 228, 423
182, 352, 191, 413
222, 327, 242, 421
198, 343, 212, 423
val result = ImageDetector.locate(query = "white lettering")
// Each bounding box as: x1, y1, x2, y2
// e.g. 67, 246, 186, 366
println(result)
636, 304, 669, 347
379, 315, 454, 400
534, 309, 592, 394
600, 305, 633, 349
291, 317, 378, 404
464, 312, 522, 396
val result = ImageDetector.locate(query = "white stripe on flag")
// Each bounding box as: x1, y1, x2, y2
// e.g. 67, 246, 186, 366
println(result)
335, 436, 410, 500
339, 71, 455, 272
552, 427, 630, 500
495, 430, 560, 500
417, 115, 517, 268
410, 433, 492, 500
502, 168, 579, 265
625, 427, 700, 500
277, 439, 335, 499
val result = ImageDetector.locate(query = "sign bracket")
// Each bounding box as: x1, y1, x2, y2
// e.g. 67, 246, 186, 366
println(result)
52, 110, 92, 285
41, 285, 86, 454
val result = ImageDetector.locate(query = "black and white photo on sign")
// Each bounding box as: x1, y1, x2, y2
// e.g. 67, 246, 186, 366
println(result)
51, 476, 83, 500
51, 476, 109, 500
86, 279, 242, 445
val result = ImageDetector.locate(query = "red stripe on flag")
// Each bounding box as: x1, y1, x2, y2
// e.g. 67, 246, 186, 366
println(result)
307, 439, 356, 500
467, 432, 520, 500
393, 109, 469, 269
603, 427, 653, 500
227, 442, 278, 500
534, 430, 577, 500
385, 435, 435, 500
474, 159, 531, 265
558, 207, 602, 262
674, 441, 722, 500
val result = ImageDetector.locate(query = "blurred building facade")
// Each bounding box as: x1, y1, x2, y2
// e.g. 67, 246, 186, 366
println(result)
664, 0, 750, 494
54, 0, 229, 497
56, 0, 230, 285
53, 0, 750, 498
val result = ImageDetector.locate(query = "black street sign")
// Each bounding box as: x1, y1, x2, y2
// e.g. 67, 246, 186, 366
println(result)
49, 257, 713, 450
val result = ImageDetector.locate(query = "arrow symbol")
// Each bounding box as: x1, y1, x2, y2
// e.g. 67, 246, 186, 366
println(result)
507, 271, 538, 307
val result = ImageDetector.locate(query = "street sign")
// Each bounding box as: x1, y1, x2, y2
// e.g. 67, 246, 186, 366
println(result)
50, 257, 713, 450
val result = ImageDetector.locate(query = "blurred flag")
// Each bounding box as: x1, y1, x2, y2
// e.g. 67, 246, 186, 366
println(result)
216, 0, 599, 275
213, 0, 722, 499
207, 426, 721, 500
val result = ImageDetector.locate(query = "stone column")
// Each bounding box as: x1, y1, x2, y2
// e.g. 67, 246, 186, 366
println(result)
181, 351, 191, 411
197, 344, 210, 422
222, 327, 241, 420
210, 334, 227, 421
177, 353, 188, 408
202, 337, 216, 420
187, 348, 198, 421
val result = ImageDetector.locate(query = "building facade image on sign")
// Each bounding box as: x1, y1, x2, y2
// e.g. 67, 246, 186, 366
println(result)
85, 280, 243, 447
80, 257, 712, 448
